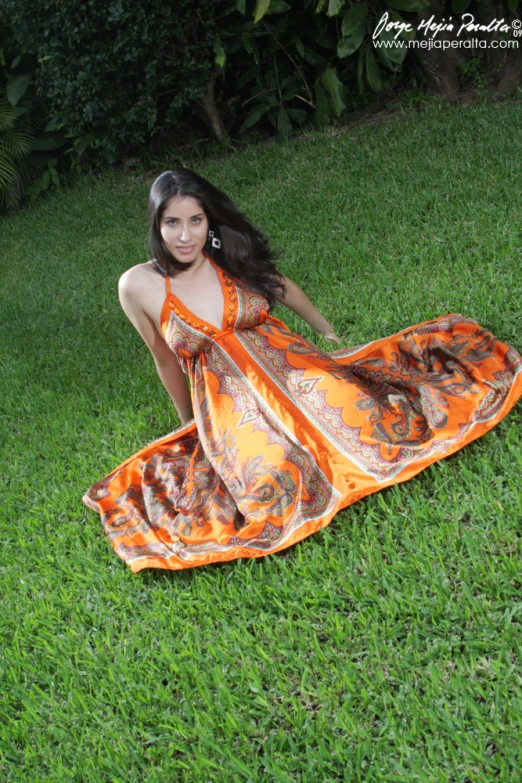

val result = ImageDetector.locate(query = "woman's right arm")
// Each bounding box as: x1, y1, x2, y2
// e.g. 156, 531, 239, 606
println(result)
117, 269, 194, 424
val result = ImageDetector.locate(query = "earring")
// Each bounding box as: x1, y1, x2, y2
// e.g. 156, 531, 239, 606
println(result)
208, 230, 221, 249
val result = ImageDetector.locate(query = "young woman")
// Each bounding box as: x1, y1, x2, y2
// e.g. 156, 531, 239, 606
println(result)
82, 167, 522, 573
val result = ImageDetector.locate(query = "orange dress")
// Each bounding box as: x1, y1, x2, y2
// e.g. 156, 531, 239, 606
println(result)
82, 251, 522, 573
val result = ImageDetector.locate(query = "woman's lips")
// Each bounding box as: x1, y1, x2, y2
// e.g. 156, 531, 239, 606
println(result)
177, 245, 196, 254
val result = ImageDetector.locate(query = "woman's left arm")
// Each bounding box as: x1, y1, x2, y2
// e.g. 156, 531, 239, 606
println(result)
274, 274, 342, 344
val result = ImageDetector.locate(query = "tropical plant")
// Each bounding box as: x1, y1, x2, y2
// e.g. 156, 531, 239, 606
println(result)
207, 0, 421, 141
0, 21, 66, 211
207, 0, 520, 142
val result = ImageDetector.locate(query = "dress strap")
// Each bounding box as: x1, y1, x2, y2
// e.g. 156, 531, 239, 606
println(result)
165, 274, 171, 296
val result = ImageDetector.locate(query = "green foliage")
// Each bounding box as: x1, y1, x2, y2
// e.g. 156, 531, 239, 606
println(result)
24, 156, 60, 200
3, 0, 219, 167
0, 94, 31, 208
217, 2, 355, 139
0, 21, 66, 211
1, 0, 520, 206
459, 52, 491, 92
214, 0, 519, 141
211, 0, 428, 140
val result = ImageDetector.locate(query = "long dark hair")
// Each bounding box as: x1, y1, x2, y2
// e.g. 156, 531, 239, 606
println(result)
147, 168, 286, 312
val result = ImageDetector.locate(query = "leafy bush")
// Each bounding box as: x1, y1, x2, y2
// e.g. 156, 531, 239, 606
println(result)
0, 21, 66, 211
4, 0, 220, 167
207, 0, 420, 141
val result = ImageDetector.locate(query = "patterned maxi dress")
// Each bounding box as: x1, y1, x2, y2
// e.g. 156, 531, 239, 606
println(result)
82, 251, 522, 572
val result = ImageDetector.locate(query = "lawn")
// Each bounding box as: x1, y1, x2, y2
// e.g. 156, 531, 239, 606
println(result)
1, 96, 522, 782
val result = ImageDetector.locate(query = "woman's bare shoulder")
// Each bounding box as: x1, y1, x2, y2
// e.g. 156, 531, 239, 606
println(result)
119, 260, 160, 290
118, 262, 162, 316
120, 260, 155, 280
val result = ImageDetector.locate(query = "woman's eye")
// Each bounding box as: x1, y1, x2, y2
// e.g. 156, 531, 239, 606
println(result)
167, 218, 201, 225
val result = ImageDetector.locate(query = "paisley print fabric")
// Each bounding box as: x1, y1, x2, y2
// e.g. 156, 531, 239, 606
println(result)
82, 252, 522, 572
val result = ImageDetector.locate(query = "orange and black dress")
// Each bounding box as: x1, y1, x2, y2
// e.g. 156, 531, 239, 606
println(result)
82, 251, 522, 572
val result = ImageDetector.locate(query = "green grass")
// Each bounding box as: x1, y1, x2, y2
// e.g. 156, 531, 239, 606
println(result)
1, 96, 522, 782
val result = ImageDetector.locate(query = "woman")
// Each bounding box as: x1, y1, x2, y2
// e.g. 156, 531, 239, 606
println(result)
82, 168, 522, 573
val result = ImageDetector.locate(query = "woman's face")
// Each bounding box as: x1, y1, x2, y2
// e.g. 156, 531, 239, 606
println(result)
160, 195, 209, 265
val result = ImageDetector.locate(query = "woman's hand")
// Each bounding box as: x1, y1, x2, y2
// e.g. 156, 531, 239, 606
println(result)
274, 276, 345, 347
321, 330, 343, 345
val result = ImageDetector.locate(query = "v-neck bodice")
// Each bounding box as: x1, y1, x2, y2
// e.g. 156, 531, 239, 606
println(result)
160, 251, 238, 338
159, 251, 273, 369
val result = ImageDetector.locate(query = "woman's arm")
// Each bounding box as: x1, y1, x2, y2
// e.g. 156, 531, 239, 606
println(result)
274, 274, 340, 341
118, 270, 194, 424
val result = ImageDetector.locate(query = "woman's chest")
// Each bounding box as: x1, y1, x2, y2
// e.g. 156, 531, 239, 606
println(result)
170, 269, 225, 333
164, 279, 271, 359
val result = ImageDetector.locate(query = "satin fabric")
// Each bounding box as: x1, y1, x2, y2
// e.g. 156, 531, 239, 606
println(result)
82, 252, 522, 572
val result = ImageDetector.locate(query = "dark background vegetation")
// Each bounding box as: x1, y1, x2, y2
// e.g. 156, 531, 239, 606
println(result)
0, 0, 520, 213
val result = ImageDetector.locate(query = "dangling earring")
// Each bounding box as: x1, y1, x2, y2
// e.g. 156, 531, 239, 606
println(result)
208, 229, 221, 249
